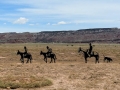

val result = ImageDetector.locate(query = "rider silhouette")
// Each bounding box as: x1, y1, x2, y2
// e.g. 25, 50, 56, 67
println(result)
46, 46, 52, 57
88, 43, 93, 57
24, 46, 28, 56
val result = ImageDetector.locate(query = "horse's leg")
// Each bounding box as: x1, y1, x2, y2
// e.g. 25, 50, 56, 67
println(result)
21, 59, 23, 63
95, 56, 98, 64
22, 58, 24, 63
95, 56, 99, 64
44, 57, 47, 63
43, 57, 45, 62
20, 58, 22, 61
109, 60, 111, 62
50, 58, 51, 63
54, 57, 55, 63
28, 57, 31, 63
26, 58, 29, 63
30, 59, 32, 63
20, 59, 23, 63
95, 58, 97, 64
97, 57, 99, 63
20, 58, 23, 63
107, 60, 108, 63
97, 59, 99, 63
22, 60, 24, 63
85, 57, 87, 63
94, 56, 97, 64
45, 57, 47, 63
21, 56, 24, 63
51, 58, 53, 63
20, 58, 22, 63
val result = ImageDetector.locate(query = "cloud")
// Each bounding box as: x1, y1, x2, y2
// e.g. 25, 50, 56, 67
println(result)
2, 1, 120, 23
51, 19, 116, 26
1, 0, 120, 33
58, 21, 67, 25
13, 17, 28, 24
15, 1, 120, 18
52, 21, 71, 25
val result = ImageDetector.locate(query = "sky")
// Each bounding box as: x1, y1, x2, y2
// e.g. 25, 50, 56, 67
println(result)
0, 0, 120, 33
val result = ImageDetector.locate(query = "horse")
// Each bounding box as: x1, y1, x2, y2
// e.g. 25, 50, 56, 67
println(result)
78, 47, 99, 63
17, 50, 32, 63
40, 51, 57, 63
103, 55, 112, 63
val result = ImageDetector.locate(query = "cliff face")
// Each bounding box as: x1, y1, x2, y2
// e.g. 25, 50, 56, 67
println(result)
0, 28, 120, 43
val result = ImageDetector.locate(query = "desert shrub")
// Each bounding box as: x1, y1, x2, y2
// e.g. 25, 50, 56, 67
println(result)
0, 76, 52, 89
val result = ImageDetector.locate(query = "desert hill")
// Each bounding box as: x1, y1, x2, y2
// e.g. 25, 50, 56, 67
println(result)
0, 28, 120, 43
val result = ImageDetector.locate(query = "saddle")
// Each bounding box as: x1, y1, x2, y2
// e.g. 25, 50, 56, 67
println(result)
47, 52, 54, 57
47, 53, 51, 57
24, 52, 29, 57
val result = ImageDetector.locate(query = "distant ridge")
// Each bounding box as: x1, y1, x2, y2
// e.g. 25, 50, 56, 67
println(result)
0, 28, 120, 43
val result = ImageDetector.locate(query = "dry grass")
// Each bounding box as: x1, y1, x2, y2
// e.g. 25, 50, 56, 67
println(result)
0, 43, 120, 90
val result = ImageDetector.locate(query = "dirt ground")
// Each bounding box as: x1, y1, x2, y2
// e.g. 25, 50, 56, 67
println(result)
0, 43, 119, 90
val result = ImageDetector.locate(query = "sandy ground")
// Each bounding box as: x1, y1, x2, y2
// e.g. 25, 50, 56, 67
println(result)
0, 57, 6, 58
0, 61, 119, 90
0, 43, 119, 90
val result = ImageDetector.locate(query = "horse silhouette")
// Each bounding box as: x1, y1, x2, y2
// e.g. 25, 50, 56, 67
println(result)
78, 47, 99, 63
17, 50, 32, 63
40, 51, 57, 63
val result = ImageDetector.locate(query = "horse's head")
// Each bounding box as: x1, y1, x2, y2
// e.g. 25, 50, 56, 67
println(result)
17, 50, 20, 55
78, 47, 82, 53
40, 51, 43, 55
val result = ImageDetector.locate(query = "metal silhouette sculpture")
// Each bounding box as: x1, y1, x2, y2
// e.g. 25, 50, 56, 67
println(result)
88, 43, 94, 57
46, 46, 52, 57
24, 46, 28, 56
17, 46, 32, 63
40, 51, 57, 63
17, 50, 32, 63
78, 43, 99, 63
40, 46, 57, 63
103, 55, 112, 63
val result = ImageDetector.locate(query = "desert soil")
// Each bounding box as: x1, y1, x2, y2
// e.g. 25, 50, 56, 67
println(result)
0, 43, 119, 90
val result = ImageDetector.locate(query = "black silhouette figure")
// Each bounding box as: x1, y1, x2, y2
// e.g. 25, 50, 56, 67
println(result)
78, 47, 99, 63
40, 51, 57, 63
24, 46, 28, 56
17, 50, 32, 63
88, 43, 94, 57
103, 55, 112, 63
46, 46, 52, 57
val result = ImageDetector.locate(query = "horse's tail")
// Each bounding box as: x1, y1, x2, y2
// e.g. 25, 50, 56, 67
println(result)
30, 55, 33, 60
97, 53, 99, 60
54, 54, 57, 59
95, 52, 99, 60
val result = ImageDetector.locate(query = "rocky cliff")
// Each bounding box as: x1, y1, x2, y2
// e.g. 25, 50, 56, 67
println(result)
0, 28, 120, 43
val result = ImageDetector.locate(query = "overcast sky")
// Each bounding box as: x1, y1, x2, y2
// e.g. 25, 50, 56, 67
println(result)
0, 0, 120, 33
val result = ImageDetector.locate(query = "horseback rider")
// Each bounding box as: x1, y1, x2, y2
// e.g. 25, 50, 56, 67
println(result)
88, 43, 94, 57
46, 46, 52, 57
24, 46, 28, 56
